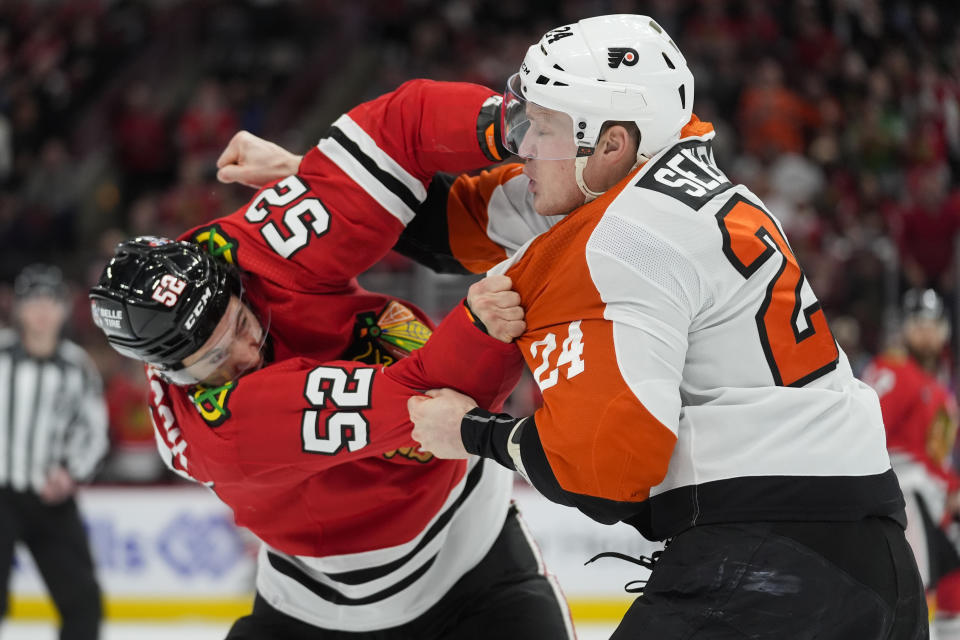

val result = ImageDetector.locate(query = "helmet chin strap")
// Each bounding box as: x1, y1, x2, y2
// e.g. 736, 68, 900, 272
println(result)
574, 156, 604, 204
575, 148, 650, 204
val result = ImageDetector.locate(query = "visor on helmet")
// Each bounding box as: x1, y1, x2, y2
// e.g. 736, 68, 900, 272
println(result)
158, 294, 269, 386
502, 73, 579, 160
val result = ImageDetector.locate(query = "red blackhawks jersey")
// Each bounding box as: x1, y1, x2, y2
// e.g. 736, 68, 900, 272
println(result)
863, 352, 960, 523
146, 80, 524, 631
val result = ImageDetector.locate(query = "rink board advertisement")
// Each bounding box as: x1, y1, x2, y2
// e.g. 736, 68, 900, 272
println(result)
10, 484, 650, 621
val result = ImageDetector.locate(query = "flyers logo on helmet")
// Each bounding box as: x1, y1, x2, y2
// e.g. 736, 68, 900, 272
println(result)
190, 381, 237, 427
607, 47, 639, 68
192, 225, 239, 265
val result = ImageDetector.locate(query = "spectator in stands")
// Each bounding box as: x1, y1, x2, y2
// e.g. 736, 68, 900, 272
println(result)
892, 164, 960, 296
737, 57, 821, 159
176, 78, 238, 163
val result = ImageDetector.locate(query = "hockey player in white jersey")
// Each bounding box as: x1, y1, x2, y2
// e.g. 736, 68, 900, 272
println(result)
403, 14, 929, 639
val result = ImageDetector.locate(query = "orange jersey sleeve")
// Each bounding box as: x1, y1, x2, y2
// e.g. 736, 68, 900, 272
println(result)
394, 164, 562, 275
446, 165, 523, 273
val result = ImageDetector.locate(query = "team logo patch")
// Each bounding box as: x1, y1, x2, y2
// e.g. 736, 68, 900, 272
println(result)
346, 301, 433, 367
141, 236, 173, 247
190, 381, 237, 427
608, 47, 639, 68
192, 225, 239, 265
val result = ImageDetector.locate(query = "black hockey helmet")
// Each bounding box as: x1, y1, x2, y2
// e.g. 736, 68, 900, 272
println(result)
14, 263, 67, 302
89, 237, 240, 372
902, 288, 946, 322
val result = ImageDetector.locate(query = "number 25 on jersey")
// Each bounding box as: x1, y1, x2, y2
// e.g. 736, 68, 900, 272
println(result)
245, 176, 331, 259
716, 195, 839, 387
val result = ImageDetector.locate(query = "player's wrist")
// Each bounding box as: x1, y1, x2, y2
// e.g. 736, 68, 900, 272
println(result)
461, 407, 520, 471
463, 298, 490, 335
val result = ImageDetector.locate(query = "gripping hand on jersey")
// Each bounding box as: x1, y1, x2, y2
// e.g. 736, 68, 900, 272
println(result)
409, 389, 478, 459
466, 275, 526, 343
216, 131, 303, 188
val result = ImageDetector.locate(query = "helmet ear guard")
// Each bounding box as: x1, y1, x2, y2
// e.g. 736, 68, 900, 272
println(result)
89, 237, 240, 374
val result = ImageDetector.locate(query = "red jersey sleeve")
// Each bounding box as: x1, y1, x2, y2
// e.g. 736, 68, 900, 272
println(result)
181, 80, 501, 290
384, 299, 524, 412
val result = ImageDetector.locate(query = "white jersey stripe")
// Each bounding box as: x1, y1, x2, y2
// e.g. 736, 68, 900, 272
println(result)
316, 114, 427, 226
292, 456, 484, 574
330, 115, 426, 203
257, 458, 514, 632
317, 136, 417, 226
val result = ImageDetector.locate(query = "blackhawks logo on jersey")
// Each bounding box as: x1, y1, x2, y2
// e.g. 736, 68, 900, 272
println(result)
191, 224, 239, 265
382, 446, 434, 464
346, 301, 432, 367
190, 381, 237, 427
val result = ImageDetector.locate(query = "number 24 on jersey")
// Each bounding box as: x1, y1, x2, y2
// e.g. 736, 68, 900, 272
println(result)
531, 321, 585, 392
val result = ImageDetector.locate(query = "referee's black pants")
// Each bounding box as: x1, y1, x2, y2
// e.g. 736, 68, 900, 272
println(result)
0, 488, 102, 640
611, 516, 928, 639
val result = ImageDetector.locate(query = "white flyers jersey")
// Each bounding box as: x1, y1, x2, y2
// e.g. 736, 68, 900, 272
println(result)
452, 118, 903, 538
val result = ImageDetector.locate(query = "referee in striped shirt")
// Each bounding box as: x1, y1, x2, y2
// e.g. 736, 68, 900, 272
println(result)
0, 264, 109, 640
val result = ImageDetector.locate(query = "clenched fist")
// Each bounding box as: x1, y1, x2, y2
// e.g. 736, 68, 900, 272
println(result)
216, 131, 303, 188
467, 275, 526, 343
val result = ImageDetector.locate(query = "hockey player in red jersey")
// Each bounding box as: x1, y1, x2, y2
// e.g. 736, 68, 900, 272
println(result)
864, 288, 960, 639
88, 80, 574, 639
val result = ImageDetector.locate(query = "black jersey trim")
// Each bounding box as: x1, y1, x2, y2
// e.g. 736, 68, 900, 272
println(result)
322, 459, 485, 586
624, 469, 906, 540
326, 126, 422, 213
267, 550, 436, 606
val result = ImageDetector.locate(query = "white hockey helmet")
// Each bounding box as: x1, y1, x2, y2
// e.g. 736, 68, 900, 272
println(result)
502, 15, 694, 161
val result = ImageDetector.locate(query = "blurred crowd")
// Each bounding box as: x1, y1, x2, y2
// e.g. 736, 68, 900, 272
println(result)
1, 0, 958, 481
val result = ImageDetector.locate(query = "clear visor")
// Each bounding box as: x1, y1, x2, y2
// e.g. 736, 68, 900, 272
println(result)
502, 73, 579, 160
161, 297, 269, 386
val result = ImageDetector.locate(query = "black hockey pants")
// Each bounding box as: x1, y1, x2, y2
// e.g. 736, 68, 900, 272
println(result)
610, 516, 927, 639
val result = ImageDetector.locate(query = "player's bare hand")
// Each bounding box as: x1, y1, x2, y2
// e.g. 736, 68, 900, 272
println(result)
466, 275, 526, 343
216, 131, 302, 188
39, 466, 75, 504
408, 389, 478, 459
